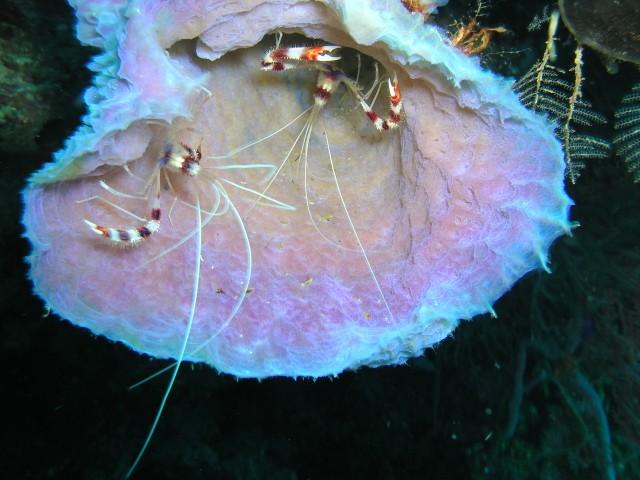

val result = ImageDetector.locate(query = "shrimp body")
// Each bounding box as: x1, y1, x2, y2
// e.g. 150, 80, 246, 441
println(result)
161, 142, 202, 177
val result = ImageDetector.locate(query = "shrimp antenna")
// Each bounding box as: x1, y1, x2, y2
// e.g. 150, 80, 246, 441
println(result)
128, 182, 253, 390
323, 130, 395, 323
302, 117, 365, 253
208, 106, 312, 160
125, 194, 203, 478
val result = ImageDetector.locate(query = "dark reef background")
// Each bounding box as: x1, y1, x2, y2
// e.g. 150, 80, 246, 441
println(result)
2, 0, 639, 479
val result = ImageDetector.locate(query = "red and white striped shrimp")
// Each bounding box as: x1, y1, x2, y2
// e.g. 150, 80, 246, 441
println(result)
80, 137, 292, 248
211, 35, 405, 325
260, 37, 402, 127
81, 142, 200, 246
253, 37, 404, 229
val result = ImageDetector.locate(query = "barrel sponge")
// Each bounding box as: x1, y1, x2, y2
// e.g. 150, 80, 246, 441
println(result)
22, 0, 572, 378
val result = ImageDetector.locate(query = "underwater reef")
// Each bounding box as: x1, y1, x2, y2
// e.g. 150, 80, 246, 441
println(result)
4, 0, 639, 478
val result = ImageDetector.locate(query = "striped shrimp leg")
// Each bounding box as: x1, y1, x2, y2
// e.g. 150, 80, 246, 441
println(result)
84, 201, 161, 245
358, 73, 403, 131
261, 45, 341, 71
84, 164, 163, 246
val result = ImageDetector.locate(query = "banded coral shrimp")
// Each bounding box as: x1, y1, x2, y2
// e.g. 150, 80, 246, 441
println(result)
209, 32, 405, 325
75, 116, 295, 477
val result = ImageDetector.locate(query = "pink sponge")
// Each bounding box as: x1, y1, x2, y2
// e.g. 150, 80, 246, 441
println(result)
22, 0, 572, 378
